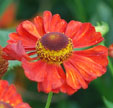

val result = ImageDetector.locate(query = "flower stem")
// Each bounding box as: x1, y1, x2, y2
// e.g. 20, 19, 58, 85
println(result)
45, 92, 53, 108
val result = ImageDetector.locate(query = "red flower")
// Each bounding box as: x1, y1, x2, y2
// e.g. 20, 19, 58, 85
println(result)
0, 80, 31, 108
109, 44, 113, 58
3, 11, 108, 95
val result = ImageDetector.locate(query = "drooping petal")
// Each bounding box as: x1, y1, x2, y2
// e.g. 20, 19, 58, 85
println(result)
72, 23, 104, 48
60, 83, 78, 95
75, 45, 108, 66
64, 61, 88, 89
22, 59, 47, 82
8, 33, 36, 51
57, 70, 78, 95
65, 20, 82, 39
3, 41, 31, 61
63, 45, 108, 89
34, 16, 45, 36
37, 64, 64, 93
43, 11, 52, 33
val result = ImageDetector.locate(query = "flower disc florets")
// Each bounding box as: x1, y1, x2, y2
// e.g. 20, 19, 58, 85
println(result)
0, 101, 13, 108
36, 32, 73, 64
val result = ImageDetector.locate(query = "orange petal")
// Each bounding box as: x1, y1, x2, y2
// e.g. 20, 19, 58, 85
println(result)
0, 80, 31, 107
22, 20, 41, 38
55, 19, 67, 33
9, 93, 23, 106
0, 80, 8, 99
72, 23, 104, 48
22, 59, 47, 82
65, 20, 82, 38
63, 46, 108, 88
64, 61, 88, 89
8, 33, 36, 49
50, 14, 61, 32
38, 64, 64, 93
16, 22, 38, 42
34, 16, 45, 36
75, 45, 108, 67
2, 85, 22, 106
43, 11, 52, 33
60, 83, 78, 95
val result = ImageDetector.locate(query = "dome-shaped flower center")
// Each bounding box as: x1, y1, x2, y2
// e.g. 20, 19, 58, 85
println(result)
0, 101, 13, 108
36, 32, 73, 64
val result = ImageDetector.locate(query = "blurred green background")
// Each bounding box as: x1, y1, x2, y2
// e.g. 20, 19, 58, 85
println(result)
0, 0, 113, 108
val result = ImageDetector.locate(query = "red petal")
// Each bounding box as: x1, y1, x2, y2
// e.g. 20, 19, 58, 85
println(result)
3, 41, 31, 61
0, 80, 8, 99
0, 80, 31, 107
50, 14, 61, 32
8, 33, 36, 50
57, 69, 78, 95
60, 83, 78, 95
2, 85, 22, 105
64, 61, 88, 89
37, 64, 64, 93
75, 45, 108, 67
65, 20, 82, 38
34, 16, 45, 36
21, 20, 41, 38
72, 23, 104, 48
16, 22, 38, 44
15, 103, 31, 108
63, 46, 108, 89
55, 19, 67, 33
43, 11, 52, 33
22, 59, 47, 82
9, 94, 23, 106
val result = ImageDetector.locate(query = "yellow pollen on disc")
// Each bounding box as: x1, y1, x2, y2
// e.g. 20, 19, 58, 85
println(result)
36, 32, 73, 64
0, 101, 13, 108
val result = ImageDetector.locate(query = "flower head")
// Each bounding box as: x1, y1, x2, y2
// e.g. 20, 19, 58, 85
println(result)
3, 11, 108, 95
0, 46, 8, 79
0, 80, 31, 108
109, 44, 113, 58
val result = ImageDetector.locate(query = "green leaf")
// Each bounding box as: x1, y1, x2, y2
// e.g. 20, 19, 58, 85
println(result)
103, 97, 113, 108
0, 29, 15, 47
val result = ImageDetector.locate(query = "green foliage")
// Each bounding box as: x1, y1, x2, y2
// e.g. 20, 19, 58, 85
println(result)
0, 30, 10, 47
103, 97, 113, 108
